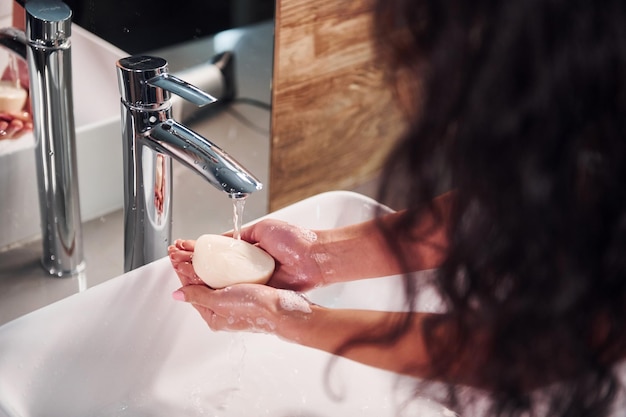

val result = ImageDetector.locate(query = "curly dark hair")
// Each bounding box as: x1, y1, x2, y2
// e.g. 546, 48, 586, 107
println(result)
372, 0, 626, 415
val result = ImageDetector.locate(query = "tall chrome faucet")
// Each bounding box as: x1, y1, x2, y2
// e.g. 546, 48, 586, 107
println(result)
116, 55, 262, 272
0, 0, 84, 277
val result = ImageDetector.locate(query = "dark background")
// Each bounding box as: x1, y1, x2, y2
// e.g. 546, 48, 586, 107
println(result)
60, 0, 275, 53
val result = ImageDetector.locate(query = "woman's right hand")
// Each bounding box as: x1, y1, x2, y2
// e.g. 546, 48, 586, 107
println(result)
168, 219, 328, 292
238, 219, 328, 292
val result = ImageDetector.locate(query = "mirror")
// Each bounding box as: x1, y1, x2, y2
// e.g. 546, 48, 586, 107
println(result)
63, 0, 274, 54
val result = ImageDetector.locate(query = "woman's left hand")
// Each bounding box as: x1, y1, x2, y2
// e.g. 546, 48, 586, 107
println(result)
168, 239, 205, 286
171, 283, 309, 334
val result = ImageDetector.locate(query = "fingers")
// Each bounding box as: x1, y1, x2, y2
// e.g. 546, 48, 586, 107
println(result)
4, 111, 31, 122
172, 286, 224, 331
238, 219, 282, 244
174, 262, 202, 286
4, 118, 24, 138
167, 238, 196, 258
238, 221, 263, 244
172, 284, 277, 333
172, 284, 211, 305
172, 285, 226, 327
0, 112, 33, 139
175, 238, 195, 252
168, 239, 204, 286
168, 247, 191, 263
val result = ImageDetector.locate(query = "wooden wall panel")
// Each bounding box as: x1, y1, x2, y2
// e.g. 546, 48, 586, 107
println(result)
270, 0, 406, 210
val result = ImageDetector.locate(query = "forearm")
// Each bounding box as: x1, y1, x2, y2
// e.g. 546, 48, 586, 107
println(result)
279, 306, 423, 374
174, 282, 443, 378
314, 217, 404, 283
277, 305, 487, 385
316, 192, 452, 284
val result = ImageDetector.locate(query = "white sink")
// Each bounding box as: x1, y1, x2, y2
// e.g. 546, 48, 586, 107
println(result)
0, 191, 448, 416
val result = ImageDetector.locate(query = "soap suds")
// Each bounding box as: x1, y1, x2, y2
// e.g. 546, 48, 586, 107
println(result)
296, 227, 318, 243
277, 243, 301, 267
312, 252, 335, 277
278, 290, 312, 313
293, 271, 310, 283
312, 252, 330, 263
255, 317, 277, 331
277, 243, 300, 259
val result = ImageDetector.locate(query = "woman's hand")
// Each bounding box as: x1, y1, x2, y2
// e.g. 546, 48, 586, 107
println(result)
168, 239, 205, 286
238, 219, 327, 291
0, 111, 32, 139
168, 238, 314, 335
168, 218, 327, 292
171, 283, 313, 334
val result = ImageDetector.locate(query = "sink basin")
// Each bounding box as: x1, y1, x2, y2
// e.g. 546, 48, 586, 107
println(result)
0, 191, 449, 416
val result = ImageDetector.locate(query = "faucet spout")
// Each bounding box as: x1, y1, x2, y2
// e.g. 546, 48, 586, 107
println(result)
149, 120, 262, 196
0, 1, 84, 277
0, 27, 27, 60
117, 55, 262, 272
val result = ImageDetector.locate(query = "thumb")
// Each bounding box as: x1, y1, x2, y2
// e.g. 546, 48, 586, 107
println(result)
171, 284, 214, 306
239, 219, 276, 245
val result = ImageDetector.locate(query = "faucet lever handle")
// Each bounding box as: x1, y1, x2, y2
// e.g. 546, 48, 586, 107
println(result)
147, 73, 217, 106
117, 55, 217, 109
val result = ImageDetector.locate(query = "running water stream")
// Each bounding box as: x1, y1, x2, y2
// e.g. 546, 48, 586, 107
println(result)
8, 54, 20, 89
230, 193, 248, 240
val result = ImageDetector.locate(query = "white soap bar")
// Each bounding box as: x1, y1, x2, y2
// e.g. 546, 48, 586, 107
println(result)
0, 81, 27, 113
192, 234, 275, 289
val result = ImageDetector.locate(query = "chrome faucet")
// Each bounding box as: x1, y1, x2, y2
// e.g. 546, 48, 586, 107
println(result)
116, 55, 262, 272
0, 0, 84, 277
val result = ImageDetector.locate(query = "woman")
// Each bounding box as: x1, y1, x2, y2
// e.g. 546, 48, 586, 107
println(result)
169, 0, 626, 415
